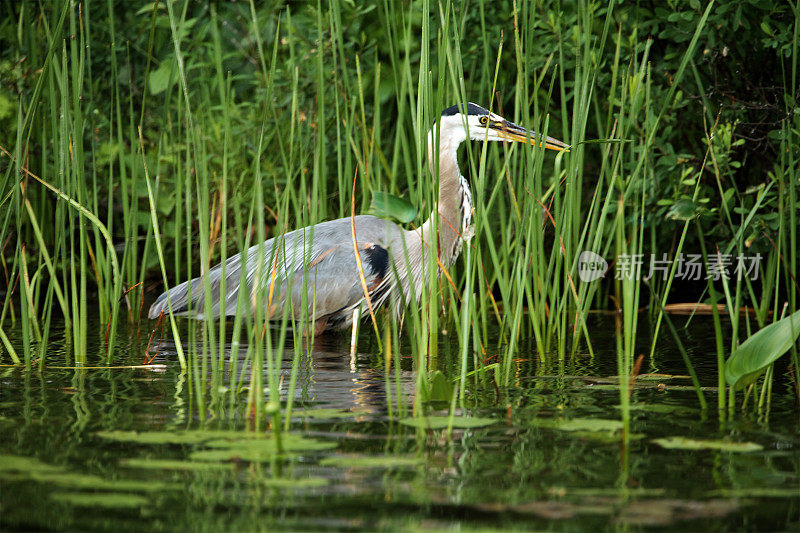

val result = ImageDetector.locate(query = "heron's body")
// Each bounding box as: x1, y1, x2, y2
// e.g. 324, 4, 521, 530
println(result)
148, 103, 566, 331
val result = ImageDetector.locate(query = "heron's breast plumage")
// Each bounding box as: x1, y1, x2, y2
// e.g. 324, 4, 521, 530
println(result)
450, 174, 474, 259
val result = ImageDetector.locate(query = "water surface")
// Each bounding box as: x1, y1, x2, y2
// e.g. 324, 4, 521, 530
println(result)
1, 315, 798, 531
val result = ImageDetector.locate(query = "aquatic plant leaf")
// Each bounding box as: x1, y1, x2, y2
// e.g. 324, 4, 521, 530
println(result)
399, 416, 497, 429
50, 491, 149, 508
319, 455, 423, 468
710, 488, 800, 498
204, 434, 336, 451
0, 454, 65, 474
652, 437, 763, 452
190, 449, 275, 462
422, 370, 453, 403
724, 309, 800, 390
0, 454, 178, 491
614, 403, 699, 415
192, 434, 335, 462
28, 472, 179, 492
569, 431, 645, 442
259, 477, 328, 488
368, 191, 416, 223
119, 458, 235, 470
618, 498, 741, 526
95, 430, 260, 445
291, 408, 364, 419
530, 418, 624, 433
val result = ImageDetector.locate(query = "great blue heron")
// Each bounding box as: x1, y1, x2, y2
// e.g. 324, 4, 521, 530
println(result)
148, 103, 568, 333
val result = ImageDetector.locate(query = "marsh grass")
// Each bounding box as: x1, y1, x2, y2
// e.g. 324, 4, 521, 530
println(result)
0, 0, 798, 433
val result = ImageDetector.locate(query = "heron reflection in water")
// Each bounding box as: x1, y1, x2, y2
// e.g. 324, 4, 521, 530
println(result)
149, 103, 568, 333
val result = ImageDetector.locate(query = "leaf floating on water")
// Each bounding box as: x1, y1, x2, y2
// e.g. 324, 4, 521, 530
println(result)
50, 491, 149, 508
320, 455, 423, 468
710, 488, 800, 498
191, 434, 336, 462
31, 472, 178, 492
368, 191, 417, 223
96, 430, 215, 445
119, 458, 235, 470
614, 403, 699, 415
0, 454, 179, 491
652, 437, 763, 452
204, 435, 335, 451
530, 418, 624, 433
618, 498, 741, 526
569, 431, 645, 443
95, 430, 260, 445
259, 477, 328, 489
0, 454, 65, 474
399, 416, 497, 429
291, 408, 365, 419
724, 309, 800, 390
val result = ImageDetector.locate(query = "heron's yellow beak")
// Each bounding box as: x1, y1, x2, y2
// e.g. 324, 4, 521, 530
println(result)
493, 121, 570, 152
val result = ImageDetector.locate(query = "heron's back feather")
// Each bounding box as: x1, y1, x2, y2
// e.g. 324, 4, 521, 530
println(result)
148, 215, 424, 329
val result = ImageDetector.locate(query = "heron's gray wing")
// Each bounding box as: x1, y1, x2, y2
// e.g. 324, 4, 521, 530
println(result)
148, 215, 401, 325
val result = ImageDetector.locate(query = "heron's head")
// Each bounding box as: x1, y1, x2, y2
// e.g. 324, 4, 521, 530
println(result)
436, 102, 569, 151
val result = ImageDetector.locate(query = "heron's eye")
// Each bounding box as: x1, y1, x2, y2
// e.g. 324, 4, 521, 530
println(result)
479, 116, 488, 125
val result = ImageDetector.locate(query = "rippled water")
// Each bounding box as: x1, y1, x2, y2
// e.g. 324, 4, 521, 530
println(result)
1, 315, 798, 531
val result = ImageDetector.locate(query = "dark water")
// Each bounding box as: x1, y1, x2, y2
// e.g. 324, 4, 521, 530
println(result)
1, 315, 798, 531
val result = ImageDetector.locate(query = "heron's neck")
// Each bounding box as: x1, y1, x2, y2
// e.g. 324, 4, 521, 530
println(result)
417, 131, 474, 265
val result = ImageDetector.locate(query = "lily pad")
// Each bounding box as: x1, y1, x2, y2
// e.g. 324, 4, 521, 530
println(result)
0, 454, 65, 474
569, 430, 645, 443
191, 434, 336, 462
652, 437, 763, 452
50, 491, 149, 508
320, 455, 423, 468
0, 454, 178, 491
614, 403, 699, 415
119, 458, 235, 471
531, 418, 624, 432
710, 488, 800, 498
259, 477, 328, 489
399, 416, 497, 429
95, 430, 260, 445
291, 408, 364, 419
28, 472, 178, 492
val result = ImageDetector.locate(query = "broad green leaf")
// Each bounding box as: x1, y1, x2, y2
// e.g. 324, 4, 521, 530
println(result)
652, 437, 762, 452
530, 417, 624, 433
666, 198, 698, 221
95, 430, 250, 445
368, 191, 416, 223
320, 455, 423, 468
422, 370, 453, 403
27, 472, 177, 492
118, 458, 235, 470
148, 60, 175, 95
724, 309, 800, 390
190, 434, 335, 462
0, 455, 65, 474
50, 492, 149, 508
399, 416, 497, 429
291, 408, 364, 419
136, 2, 165, 15
258, 477, 328, 488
